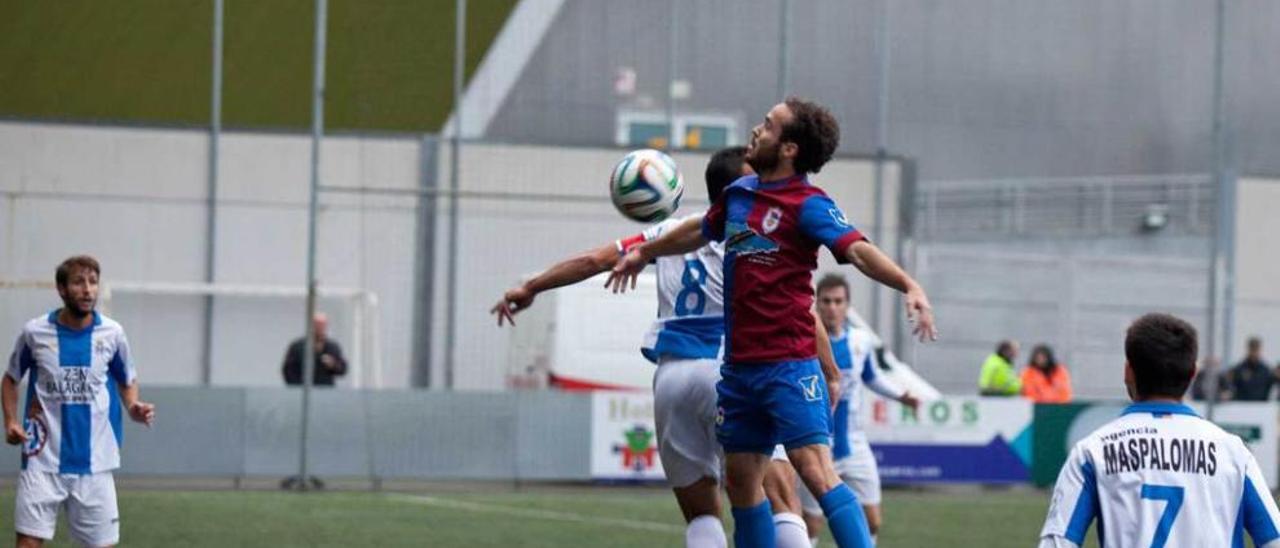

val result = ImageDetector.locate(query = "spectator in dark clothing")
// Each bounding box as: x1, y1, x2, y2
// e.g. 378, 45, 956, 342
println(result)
1190, 357, 1232, 402
1229, 337, 1274, 401
282, 313, 348, 386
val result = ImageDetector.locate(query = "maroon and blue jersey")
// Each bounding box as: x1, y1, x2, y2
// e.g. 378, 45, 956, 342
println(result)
701, 174, 866, 364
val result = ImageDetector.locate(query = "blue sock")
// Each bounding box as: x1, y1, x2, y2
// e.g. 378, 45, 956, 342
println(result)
819, 484, 873, 548
731, 500, 777, 548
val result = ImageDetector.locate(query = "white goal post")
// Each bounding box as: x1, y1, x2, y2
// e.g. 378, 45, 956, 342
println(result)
0, 280, 384, 389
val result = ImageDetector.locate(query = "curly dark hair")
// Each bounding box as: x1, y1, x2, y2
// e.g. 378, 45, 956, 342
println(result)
780, 97, 840, 174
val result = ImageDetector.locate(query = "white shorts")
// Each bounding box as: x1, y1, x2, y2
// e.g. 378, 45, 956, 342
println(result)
798, 435, 881, 514
653, 358, 723, 488
15, 469, 120, 546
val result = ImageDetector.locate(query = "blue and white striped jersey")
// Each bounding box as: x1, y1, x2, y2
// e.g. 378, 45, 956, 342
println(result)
830, 324, 903, 460
1039, 401, 1280, 547
618, 213, 726, 364
6, 311, 137, 475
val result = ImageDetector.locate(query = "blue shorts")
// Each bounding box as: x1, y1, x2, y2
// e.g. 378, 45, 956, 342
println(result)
715, 358, 832, 454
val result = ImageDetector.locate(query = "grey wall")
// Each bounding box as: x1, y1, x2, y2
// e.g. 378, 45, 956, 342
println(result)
482, 0, 1280, 179
0, 387, 592, 480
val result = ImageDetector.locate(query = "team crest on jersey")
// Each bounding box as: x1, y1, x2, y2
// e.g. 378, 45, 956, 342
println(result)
829, 208, 850, 227
22, 415, 47, 458
94, 338, 111, 359
799, 375, 822, 402
762, 207, 783, 234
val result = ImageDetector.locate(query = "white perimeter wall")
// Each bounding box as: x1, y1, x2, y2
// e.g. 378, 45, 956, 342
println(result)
0, 121, 420, 388
1233, 178, 1280, 362
0, 120, 899, 391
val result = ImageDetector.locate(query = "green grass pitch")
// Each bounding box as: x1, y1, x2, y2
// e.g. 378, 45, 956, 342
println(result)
0, 486, 1112, 547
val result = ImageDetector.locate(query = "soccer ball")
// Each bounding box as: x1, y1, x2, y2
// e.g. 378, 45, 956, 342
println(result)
609, 149, 684, 223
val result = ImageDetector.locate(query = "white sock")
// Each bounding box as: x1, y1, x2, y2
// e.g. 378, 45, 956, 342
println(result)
685, 515, 727, 548
774, 512, 810, 548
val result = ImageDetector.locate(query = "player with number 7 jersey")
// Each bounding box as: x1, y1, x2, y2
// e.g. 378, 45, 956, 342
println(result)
1039, 313, 1280, 548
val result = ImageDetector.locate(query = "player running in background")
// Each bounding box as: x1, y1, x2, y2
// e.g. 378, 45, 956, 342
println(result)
608, 98, 937, 548
802, 273, 920, 546
1039, 313, 1280, 547
4, 255, 156, 548
491, 147, 832, 548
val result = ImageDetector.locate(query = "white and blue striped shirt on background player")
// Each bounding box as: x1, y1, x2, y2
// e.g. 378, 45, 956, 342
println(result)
1039, 401, 1280, 547
619, 212, 726, 364
6, 311, 137, 475
830, 323, 902, 460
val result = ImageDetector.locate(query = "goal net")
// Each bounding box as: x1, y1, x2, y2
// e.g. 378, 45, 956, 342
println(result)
0, 280, 383, 388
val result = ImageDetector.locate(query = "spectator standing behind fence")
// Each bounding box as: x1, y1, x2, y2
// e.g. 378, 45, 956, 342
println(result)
1229, 337, 1275, 401
978, 340, 1021, 396
1020, 344, 1072, 403
1191, 357, 1232, 401
282, 313, 348, 386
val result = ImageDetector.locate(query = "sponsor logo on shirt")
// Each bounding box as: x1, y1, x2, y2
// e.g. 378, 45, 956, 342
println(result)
44, 367, 96, 404
829, 208, 850, 227
725, 221, 779, 266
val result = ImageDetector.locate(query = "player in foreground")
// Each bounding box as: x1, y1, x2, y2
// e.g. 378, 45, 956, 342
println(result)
608, 98, 937, 548
1038, 313, 1280, 547
801, 274, 920, 546
4, 255, 156, 548
491, 147, 829, 548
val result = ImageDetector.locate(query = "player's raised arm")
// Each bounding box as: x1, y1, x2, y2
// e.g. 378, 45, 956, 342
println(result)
841, 241, 936, 342
606, 215, 707, 293
491, 242, 620, 326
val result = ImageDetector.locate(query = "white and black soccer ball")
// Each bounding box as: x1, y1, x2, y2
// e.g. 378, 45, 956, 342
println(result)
608, 149, 684, 223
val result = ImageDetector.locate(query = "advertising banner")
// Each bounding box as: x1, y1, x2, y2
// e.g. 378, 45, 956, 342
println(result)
1032, 401, 1278, 489
589, 391, 665, 481
861, 396, 1035, 483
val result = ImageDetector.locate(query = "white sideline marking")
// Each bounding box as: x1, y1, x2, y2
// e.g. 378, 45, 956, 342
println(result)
389, 494, 683, 534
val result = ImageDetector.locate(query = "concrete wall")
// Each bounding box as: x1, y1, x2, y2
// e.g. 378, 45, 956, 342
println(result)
0, 387, 592, 480
485, 0, 1280, 180
0, 121, 421, 388
0, 121, 898, 391
1232, 178, 1280, 363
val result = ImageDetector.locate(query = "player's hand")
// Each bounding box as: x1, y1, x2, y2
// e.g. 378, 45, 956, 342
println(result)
491, 286, 536, 327
128, 401, 156, 427
899, 391, 922, 412
4, 421, 27, 445
905, 287, 938, 342
605, 248, 646, 294
826, 377, 841, 411
320, 354, 337, 371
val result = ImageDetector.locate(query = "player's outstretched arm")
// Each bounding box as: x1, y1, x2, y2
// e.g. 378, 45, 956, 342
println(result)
118, 381, 155, 427
491, 243, 619, 326
2, 374, 26, 445
843, 240, 938, 342
606, 216, 707, 293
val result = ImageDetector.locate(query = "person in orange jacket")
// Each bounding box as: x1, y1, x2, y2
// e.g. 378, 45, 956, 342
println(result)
1021, 344, 1073, 403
